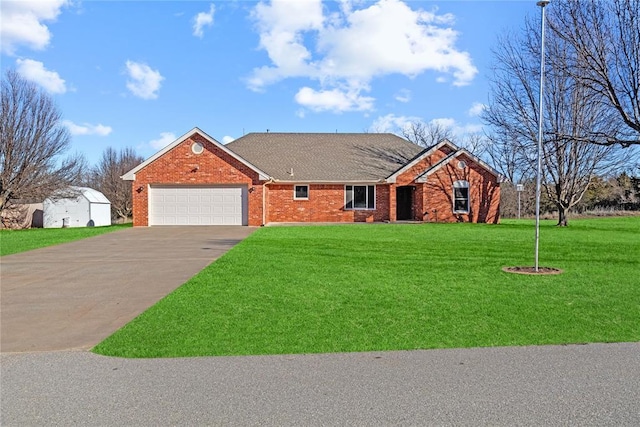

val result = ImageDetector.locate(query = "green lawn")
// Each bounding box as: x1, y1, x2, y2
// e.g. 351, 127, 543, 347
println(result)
93, 217, 640, 358
0, 224, 131, 256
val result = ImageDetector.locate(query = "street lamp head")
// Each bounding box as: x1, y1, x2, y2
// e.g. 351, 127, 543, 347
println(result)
536, 0, 550, 7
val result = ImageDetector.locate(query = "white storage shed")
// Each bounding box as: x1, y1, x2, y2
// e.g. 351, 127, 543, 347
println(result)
43, 187, 112, 228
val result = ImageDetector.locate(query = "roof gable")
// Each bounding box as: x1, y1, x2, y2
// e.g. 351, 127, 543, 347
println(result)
226, 133, 423, 182
385, 139, 459, 183
414, 148, 501, 182
121, 127, 270, 181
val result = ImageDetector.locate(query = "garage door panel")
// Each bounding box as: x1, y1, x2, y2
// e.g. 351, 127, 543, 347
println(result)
150, 186, 245, 226
223, 195, 237, 203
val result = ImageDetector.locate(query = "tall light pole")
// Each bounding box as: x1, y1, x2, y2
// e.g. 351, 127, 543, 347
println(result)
535, 0, 549, 272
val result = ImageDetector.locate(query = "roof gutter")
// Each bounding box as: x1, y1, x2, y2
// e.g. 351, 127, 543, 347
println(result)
269, 179, 388, 184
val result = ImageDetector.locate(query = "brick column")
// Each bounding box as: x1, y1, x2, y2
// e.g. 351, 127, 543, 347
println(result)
389, 183, 396, 222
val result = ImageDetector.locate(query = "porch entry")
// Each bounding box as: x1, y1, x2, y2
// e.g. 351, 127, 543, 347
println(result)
396, 186, 414, 220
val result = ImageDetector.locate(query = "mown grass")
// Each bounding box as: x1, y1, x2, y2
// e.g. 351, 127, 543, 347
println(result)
0, 224, 131, 256
93, 217, 640, 358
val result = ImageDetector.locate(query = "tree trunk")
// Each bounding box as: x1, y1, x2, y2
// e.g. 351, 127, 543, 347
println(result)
557, 206, 569, 226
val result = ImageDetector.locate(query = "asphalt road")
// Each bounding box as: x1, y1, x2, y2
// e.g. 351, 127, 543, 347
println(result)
2, 342, 639, 426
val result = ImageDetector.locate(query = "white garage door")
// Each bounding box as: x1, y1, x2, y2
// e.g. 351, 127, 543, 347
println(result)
150, 186, 245, 225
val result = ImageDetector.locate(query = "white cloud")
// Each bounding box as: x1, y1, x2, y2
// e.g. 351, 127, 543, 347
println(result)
63, 120, 112, 136
222, 136, 235, 144
0, 0, 68, 55
249, 0, 477, 112
468, 102, 486, 117
149, 132, 176, 150
430, 117, 484, 144
394, 89, 411, 103
295, 86, 374, 112
248, 0, 324, 90
125, 60, 164, 100
193, 4, 215, 38
316, 1, 475, 84
429, 116, 481, 134
430, 117, 456, 129
370, 114, 421, 133
16, 59, 66, 94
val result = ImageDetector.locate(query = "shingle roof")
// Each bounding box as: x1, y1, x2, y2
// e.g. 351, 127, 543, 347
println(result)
226, 133, 424, 182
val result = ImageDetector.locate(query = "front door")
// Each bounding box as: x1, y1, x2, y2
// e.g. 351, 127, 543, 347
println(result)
396, 186, 413, 220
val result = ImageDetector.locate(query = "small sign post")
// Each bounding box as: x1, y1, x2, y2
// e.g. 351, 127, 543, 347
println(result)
516, 183, 524, 219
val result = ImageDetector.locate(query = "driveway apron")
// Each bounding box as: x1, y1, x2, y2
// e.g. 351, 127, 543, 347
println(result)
0, 226, 255, 353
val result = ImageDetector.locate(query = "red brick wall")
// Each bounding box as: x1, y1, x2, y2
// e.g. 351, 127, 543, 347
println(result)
266, 184, 390, 223
395, 148, 450, 222
395, 150, 450, 186
420, 153, 500, 224
131, 133, 264, 226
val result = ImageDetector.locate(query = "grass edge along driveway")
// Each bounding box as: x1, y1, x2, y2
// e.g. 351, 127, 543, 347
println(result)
94, 217, 640, 358
0, 224, 131, 256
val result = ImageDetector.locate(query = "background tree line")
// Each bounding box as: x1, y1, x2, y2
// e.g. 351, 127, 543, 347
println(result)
499, 172, 640, 219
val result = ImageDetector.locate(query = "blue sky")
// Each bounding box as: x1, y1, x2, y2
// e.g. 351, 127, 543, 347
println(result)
1, 0, 536, 165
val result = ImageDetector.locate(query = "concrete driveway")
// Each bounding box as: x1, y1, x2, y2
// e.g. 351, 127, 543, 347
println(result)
0, 226, 256, 353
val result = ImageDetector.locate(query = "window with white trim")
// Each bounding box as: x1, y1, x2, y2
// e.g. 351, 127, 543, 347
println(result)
453, 180, 469, 213
345, 185, 375, 210
294, 185, 309, 200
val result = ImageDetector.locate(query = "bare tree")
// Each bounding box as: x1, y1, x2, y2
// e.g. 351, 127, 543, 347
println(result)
401, 120, 490, 157
402, 121, 454, 148
483, 19, 622, 226
0, 70, 84, 226
548, 0, 640, 146
486, 129, 533, 185
89, 147, 143, 222
459, 132, 490, 157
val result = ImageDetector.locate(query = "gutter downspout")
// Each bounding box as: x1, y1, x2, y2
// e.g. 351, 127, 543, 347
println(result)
262, 179, 274, 226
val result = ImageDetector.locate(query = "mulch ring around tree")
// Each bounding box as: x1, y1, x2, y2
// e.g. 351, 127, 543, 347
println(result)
502, 266, 564, 275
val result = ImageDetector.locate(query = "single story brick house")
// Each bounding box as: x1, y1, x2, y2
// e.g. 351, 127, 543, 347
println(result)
122, 128, 501, 226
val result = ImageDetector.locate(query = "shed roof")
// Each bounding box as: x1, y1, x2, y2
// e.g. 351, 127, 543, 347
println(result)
77, 187, 111, 204
46, 187, 111, 204
226, 133, 423, 182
